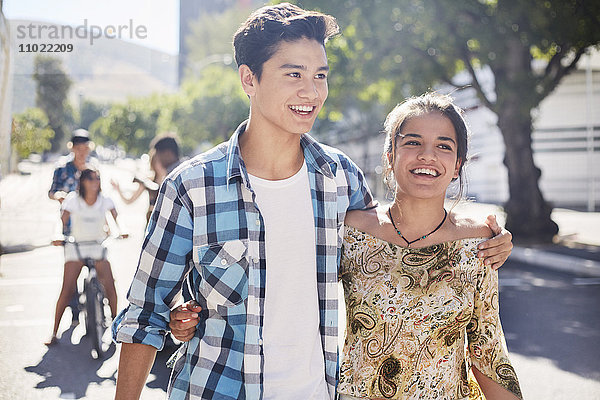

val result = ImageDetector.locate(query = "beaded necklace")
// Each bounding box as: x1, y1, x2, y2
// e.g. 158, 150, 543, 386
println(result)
387, 207, 447, 247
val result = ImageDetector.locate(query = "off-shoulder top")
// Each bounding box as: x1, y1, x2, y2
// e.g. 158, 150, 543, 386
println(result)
338, 226, 522, 400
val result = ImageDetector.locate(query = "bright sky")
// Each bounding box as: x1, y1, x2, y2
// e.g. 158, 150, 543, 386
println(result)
2, 0, 180, 54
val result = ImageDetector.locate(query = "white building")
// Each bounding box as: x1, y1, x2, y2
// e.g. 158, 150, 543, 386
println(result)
465, 50, 600, 211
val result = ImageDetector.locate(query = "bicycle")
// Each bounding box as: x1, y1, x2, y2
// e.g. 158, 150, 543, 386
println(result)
53, 235, 125, 358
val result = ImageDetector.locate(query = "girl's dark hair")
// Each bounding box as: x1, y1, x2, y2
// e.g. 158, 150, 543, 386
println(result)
382, 92, 469, 199
78, 168, 101, 199
233, 2, 339, 81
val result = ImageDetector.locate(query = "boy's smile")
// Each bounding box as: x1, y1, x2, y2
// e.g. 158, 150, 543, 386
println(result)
242, 38, 329, 138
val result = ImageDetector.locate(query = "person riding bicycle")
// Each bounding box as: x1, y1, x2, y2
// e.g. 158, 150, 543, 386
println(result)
46, 168, 126, 346
48, 129, 99, 326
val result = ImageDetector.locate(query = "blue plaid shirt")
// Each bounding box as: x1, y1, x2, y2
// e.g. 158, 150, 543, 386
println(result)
113, 121, 374, 400
49, 158, 80, 195
49, 155, 99, 195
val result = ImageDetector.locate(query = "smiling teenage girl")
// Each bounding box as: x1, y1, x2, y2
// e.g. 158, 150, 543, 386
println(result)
338, 93, 522, 400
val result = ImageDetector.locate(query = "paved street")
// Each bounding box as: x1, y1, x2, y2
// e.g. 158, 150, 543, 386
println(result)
1, 161, 599, 399
0, 161, 172, 399
499, 260, 600, 399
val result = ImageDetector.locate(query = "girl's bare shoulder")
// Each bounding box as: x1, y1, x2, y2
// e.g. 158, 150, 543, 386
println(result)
345, 207, 386, 233
448, 211, 493, 240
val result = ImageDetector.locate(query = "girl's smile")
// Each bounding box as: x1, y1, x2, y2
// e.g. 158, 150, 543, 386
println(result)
392, 112, 461, 199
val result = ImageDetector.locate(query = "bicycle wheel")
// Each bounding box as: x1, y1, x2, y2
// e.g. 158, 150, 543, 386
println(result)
85, 278, 106, 358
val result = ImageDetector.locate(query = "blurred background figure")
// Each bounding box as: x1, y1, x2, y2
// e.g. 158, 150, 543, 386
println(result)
48, 128, 97, 327
47, 168, 126, 346
111, 153, 163, 223
48, 129, 96, 204
150, 133, 181, 176
111, 133, 181, 222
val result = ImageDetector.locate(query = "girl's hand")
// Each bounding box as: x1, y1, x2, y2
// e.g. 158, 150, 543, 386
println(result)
478, 215, 513, 270
169, 301, 202, 342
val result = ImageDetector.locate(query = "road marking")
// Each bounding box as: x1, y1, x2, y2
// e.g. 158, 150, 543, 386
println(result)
0, 318, 52, 327
572, 277, 600, 286
4, 304, 25, 312
499, 278, 525, 287
511, 247, 600, 278
501, 276, 600, 287
0, 277, 60, 287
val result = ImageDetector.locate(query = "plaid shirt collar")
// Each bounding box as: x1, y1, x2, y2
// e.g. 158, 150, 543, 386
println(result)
226, 121, 337, 189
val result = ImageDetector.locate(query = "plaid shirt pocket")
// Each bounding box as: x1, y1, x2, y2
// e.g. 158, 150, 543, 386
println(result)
195, 239, 249, 307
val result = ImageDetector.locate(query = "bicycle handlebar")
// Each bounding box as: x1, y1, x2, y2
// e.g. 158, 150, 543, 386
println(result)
51, 234, 128, 247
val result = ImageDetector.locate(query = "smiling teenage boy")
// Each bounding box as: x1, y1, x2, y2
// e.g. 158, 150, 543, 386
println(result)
113, 4, 512, 400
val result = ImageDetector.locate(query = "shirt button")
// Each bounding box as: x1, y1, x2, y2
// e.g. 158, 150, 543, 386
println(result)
258, 339, 263, 346
255, 219, 260, 226
220, 259, 227, 266
253, 257, 259, 264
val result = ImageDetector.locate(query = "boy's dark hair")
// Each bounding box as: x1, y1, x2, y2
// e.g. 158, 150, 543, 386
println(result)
151, 134, 180, 158
78, 168, 101, 199
233, 2, 339, 81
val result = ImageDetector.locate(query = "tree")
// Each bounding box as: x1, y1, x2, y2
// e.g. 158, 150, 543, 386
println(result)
11, 108, 55, 159
297, 0, 600, 242
182, 5, 250, 81
89, 95, 167, 157
79, 100, 109, 131
32, 56, 72, 152
88, 66, 248, 158
171, 65, 249, 153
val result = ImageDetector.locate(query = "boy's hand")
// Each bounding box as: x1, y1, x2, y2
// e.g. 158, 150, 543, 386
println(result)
52, 190, 68, 203
478, 215, 513, 270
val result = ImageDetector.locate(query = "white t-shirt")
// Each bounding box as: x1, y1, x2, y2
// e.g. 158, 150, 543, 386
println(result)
62, 192, 115, 242
248, 161, 329, 400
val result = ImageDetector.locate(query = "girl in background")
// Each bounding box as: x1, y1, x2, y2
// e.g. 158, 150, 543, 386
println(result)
46, 168, 126, 345
111, 150, 166, 223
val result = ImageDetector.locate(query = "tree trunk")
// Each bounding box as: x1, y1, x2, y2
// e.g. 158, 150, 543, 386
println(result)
493, 37, 558, 243
498, 111, 558, 242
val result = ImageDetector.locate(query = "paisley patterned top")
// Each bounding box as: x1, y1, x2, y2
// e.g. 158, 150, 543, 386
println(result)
338, 226, 522, 400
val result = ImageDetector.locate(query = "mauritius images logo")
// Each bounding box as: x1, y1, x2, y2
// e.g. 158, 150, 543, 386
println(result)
16, 19, 148, 45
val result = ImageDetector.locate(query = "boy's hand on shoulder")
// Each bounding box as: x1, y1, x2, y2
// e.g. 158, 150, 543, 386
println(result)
477, 215, 513, 270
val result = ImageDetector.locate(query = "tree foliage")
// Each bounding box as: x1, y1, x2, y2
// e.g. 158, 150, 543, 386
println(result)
32, 56, 72, 152
171, 65, 249, 152
182, 6, 250, 81
79, 100, 109, 131
296, 0, 600, 241
88, 65, 249, 157
301, 0, 599, 113
11, 108, 55, 159
89, 94, 167, 157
